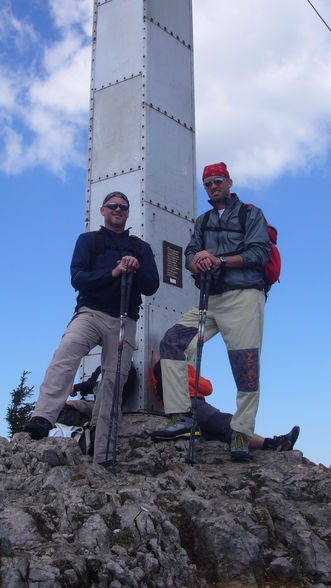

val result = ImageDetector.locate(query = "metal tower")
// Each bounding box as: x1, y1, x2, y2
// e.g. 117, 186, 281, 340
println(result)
80, 0, 196, 411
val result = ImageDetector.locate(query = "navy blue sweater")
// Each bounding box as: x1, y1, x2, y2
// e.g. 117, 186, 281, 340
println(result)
70, 227, 159, 320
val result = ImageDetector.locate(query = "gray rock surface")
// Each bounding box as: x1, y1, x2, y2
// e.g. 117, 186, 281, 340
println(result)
0, 414, 330, 587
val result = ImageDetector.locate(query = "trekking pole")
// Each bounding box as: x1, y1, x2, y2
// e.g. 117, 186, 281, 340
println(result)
105, 271, 134, 471
186, 270, 211, 465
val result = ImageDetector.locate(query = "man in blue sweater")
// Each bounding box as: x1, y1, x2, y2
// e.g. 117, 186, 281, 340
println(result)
24, 192, 159, 465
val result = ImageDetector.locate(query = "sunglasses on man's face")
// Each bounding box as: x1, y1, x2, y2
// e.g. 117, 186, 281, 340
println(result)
203, 177, 228, 188
105, 202, 129, 211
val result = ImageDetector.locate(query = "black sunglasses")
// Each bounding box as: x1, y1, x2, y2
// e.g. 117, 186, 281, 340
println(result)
105, 202, 129, 211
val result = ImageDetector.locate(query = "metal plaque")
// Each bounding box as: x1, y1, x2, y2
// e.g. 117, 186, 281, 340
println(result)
163, 241, 183, 288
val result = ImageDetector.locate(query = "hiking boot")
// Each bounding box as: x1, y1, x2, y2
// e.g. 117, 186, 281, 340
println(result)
23, 417, 52, 440
230, 431, 252, 461
151, 413, 200, 441
272, 426, 300, 451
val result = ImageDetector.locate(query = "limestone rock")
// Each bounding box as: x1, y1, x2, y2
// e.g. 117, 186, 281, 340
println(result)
0, 416, 329, 587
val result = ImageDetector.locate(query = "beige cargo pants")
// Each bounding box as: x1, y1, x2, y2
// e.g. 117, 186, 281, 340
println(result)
33, 307, 136, 463
160, 289, 265, 438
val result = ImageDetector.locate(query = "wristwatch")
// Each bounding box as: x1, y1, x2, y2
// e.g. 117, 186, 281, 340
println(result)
219, 256, 227, 266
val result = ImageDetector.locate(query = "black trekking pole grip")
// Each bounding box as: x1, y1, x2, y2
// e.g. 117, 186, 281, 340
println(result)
120, 271, 127, 317
125, 272, 134, 314
199, 271, 206, 310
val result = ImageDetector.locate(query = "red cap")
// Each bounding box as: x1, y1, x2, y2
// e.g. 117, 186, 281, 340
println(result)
202, 162, 230, 181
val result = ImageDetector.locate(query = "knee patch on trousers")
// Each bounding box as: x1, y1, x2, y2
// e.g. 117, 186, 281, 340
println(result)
160, 324, 198, 360
228, 348, 259, 392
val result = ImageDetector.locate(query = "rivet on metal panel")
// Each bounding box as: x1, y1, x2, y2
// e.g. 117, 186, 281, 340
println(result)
184, 123, 187, 127
114, 172, 117, 176
157, 107, 160, 111
138, 165, 141, 169
171, 115, 174, 119
157, 202, 160, 206
130, 167, 132, 171
177, 35, 179, 40
178, 119, 180, 123
150, 103, 153, 107
150, 17, 153, 22
188, 44, 191, 49
116, 80, 118, 83
157, 22, 160, 26
164, 26, 167, 31
164, 110, 167, 115
124, 77, 126, 80
170, 32, 173, 36
121, 170, 124, 173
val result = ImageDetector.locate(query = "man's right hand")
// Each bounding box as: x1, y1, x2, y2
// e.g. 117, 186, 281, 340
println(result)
112, 256, 140, 278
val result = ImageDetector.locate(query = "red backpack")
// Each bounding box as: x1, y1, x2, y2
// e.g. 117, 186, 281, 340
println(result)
238, 203, 281, 291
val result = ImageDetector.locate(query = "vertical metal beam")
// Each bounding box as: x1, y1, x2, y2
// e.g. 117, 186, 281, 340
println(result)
81, 0, 196, 412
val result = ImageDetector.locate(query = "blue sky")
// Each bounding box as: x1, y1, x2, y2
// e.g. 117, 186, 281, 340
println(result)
1, 1, 330, 466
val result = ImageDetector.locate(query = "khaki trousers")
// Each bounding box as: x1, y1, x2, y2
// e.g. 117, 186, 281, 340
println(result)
160, 289, 265, 438
33, 307, 136, 463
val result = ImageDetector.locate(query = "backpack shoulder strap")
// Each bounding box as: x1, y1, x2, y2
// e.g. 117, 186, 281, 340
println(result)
238, 203, 251, 232
200, 210, 212, 234
93, 230, 107, 256
128, 235, 143, 260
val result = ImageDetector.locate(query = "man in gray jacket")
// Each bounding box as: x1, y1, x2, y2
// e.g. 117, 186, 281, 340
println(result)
153, 162, 271, 461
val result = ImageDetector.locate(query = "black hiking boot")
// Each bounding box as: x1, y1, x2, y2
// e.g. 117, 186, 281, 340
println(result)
151, 413, 200, 442
23, 417, 52, 440
272, 426, 300, 451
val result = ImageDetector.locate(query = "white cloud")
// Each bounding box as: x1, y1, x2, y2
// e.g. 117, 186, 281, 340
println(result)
49, 0, 92, 37
192, 0, 331, 185
1, 0, 330, 185
0, 3, 37, 49
0, 0, 91, 176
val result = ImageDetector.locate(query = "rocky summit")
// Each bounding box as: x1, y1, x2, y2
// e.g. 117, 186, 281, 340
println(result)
0, 414, 330, 588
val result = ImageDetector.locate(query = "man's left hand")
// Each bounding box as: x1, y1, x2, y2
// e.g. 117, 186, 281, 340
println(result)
193, 250, 220, 271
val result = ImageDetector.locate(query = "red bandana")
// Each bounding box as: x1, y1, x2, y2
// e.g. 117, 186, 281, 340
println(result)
202, 162, 230, 181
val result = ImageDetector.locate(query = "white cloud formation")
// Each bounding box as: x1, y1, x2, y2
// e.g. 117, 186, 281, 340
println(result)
0, 0, 92, 176
192, 0, 331, 185
0, 0, 330, 185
